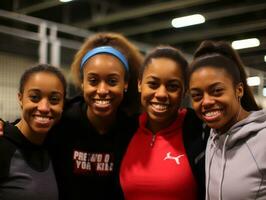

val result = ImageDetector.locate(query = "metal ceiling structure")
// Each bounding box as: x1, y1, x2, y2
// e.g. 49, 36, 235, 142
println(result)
1, 0, 266, 71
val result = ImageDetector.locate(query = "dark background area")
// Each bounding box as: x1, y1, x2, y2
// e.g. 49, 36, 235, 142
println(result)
1, 0, 266, 70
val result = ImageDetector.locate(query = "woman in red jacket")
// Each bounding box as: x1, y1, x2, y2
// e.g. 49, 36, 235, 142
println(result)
120, 46, 208, 200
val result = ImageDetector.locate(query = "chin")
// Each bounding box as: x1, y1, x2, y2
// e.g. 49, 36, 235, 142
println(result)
94, 110, 114, 118
33, 125, 52, 134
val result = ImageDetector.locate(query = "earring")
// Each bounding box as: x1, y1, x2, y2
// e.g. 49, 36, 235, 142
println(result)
124, 88, 127, 93
238, 96, 242, 103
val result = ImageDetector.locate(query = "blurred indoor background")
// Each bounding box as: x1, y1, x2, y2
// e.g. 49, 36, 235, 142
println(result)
0, 0, 266, 120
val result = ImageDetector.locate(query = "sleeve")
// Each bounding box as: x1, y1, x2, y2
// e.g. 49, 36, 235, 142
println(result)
0, 138, 16, 179
182, 108, 210, 200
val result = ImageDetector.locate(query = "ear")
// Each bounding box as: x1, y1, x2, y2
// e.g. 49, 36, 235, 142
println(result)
18, 93, 23, 109
124, 82, 128, 92
138, 80, 142, 93
236, 82, 244, 100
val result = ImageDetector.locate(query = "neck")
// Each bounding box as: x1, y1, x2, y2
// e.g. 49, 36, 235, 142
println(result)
87, 109, 116, 135
15, 120, 45, 145
147, 113, 178, 134
218, 106, 250, 134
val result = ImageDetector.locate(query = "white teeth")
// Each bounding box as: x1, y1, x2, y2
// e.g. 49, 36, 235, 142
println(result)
151, 103, 168, 111
35, 116, 50, 123
94, 100, 110, 105
205, 111, 220, 117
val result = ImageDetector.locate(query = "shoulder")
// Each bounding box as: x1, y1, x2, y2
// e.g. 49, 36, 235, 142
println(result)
0, 129, 17, 178
117, 111, 139, 136
183, 108, 209, 138
245, 128, 266, 172
182, 108, 209, 164
62, 95, 85, 121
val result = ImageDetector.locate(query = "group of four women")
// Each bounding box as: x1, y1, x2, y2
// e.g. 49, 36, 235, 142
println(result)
0, 32, 265, 200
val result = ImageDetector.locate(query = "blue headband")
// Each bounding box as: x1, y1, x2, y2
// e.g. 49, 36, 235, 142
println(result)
80, 46, 129, 73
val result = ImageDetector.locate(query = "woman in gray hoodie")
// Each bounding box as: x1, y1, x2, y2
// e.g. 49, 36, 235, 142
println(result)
188, 40, 266, 200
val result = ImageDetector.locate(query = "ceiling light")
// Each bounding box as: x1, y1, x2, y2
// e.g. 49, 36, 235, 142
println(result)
171, 14, 205, 28
263, 88, 266, 97
60, 0, 73, 2
247, 76, 260, 86
232, 38, 260, 50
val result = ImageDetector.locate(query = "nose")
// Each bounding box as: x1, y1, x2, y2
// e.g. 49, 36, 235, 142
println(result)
37, 98, 50, 113
202, 93, 215, 108
97, 81, 109, 95
155, 85, 168, 100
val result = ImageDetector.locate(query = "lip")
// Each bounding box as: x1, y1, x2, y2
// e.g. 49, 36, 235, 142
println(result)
202, 109, 223, 122
33, 115, 53, 126
93, 98, 112, 109
150, 102, 169, 113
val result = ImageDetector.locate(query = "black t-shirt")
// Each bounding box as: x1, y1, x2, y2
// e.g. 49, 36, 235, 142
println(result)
0, 123, 58, 200
47, 97, 138, 200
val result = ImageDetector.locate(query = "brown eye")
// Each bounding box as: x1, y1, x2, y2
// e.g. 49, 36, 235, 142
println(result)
166, 83, 180, 92
190, 91, 202, 102
212, 87, 224, 96
88, 77, 98, 86
147, 81, 159, 89
29, 94, 41, 103
49, 95, 61, 105
107, 78, 118, 86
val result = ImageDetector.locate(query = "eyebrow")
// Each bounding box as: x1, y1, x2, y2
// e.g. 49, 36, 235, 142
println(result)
87, 72, 121, 77
208, 82, 224, 88
145, 75, 181, 82
190, 82, 224, 90
27, 89, 63, 95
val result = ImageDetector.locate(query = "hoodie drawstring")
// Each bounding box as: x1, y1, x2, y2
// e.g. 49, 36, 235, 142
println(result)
218, 134, 229, 200
206, 134, 218, 200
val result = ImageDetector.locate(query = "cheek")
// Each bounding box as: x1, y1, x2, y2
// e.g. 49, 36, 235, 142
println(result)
21, 101, 34, 113
140, 92, 151, 105
52, 104, 64, 119
114, 89, 125, 102
177, 91, 183, 101
191, 102, 202, 115
227, 99, 240, 114
82, 85, 94, 96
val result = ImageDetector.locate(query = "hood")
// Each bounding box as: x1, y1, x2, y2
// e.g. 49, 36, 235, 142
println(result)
206, 109, 266, 200
211, 109, 266, 148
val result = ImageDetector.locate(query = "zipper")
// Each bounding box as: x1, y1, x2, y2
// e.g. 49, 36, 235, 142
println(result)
150, 134, 156, 147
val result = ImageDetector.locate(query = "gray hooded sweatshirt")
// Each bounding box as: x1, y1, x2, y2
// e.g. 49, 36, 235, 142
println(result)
206, 109, 266, 200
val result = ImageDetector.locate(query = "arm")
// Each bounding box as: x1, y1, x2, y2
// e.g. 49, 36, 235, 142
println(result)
0, 118, 20, 136
0, 119, 4, 135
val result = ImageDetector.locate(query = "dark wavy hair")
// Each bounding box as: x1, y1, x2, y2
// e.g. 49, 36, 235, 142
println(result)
71, 32, 144, 115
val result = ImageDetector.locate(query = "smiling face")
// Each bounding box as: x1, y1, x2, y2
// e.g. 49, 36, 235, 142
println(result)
189, 66, 244, 133
139, 57, 184, 131
18, 72, 64, 142
82, 54, 128, 120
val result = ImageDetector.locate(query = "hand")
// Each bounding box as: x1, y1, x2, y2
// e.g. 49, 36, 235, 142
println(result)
0, 120, 4, 136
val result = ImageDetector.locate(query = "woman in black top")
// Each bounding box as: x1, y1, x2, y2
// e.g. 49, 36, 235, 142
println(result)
47, 32, 143, 200
0, 64, 66, 200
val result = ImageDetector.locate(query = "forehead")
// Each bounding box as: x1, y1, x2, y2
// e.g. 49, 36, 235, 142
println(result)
83, 54, 126, 75
190, 66, 233, 86
23, 72, 64, 93
143, 57, 183, 78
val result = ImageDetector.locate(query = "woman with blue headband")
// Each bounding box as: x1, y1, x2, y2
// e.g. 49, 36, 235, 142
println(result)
0, 32, 142, 199
48, 32, 143, 199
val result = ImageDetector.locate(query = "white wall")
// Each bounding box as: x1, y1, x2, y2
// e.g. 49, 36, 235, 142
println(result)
0, 51, 37, 121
